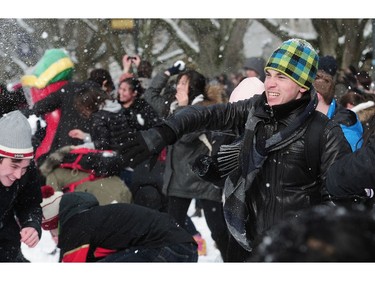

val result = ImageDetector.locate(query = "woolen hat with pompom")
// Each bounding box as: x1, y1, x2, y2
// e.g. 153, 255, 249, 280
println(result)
265, 38, 319, 90
41, 185, 63, 230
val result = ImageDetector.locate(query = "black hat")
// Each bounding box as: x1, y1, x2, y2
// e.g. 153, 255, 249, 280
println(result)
319, 55, 337, 76
244, 57, 266, 82
88, 69, 115, 91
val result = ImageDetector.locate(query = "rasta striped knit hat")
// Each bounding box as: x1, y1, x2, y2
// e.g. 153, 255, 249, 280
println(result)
265, 38, 319, 90
21, 48, 74, 89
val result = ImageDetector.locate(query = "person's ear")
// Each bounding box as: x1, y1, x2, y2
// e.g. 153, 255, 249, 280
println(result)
102, 80, 108, 89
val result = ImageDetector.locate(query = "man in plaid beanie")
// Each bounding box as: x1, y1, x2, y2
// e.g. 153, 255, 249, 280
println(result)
112, 38, 352, 261
0, 110, 42, 262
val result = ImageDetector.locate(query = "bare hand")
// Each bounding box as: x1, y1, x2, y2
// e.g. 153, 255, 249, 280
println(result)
122, 55, 133, 73
69, 129, 85, 140
20, 227, 40, 248
133, 55, 141, 67
175, 90, 189, 106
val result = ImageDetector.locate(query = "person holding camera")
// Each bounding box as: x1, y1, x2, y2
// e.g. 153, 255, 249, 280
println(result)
120, 54, 141, 81
119, 54, 153, 90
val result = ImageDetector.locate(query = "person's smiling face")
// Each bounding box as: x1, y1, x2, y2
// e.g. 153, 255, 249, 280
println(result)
0, 158, 30, 187
264, 69, 307, 107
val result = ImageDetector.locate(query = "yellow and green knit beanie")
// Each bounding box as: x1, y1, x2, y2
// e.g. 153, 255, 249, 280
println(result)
264, 38, 319, 90
21, 48, 74, 89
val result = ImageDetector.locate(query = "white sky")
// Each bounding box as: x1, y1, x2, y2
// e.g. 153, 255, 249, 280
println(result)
1, 0, 375, 18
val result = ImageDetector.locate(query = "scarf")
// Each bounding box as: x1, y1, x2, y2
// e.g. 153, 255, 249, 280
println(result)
220, 90, 318, 251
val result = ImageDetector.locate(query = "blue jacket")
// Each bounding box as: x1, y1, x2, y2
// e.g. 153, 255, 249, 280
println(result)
327, 99, 363, 151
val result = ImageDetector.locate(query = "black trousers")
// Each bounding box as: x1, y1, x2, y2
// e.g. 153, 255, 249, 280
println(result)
168, 196, 230, 261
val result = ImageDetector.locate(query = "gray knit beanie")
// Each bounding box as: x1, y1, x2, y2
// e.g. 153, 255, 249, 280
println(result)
0, 110, 33, 159
243, 57, 266, 82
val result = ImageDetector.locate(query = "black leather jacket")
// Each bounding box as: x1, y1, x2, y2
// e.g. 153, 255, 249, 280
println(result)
165, 93, 351, 242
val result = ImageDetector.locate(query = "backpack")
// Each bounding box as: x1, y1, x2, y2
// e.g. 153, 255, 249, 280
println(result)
60, 148, 116, 193
304, 111, 329, 180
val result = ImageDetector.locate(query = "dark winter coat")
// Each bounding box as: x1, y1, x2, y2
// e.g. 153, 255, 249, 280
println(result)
90, 98, 158, 150
143, 71, 227, 201
0, 84, 28, 117
143, 72, 175, 119
121, 97, 160, 131
31, 81, 92, 165
118, 94, 163, 206
90, 99, 129, 150
162, 85, 228, 202
57, 192, 196, 262
326, 122, 375, 198
164, 91, 351, 251
0, 162, 42, 262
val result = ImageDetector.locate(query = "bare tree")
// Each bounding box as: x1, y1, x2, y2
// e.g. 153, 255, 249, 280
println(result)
0, 18, 252, 82
256, 18, 373, 70
0, 18, 372, 84
311, 19, 371, 69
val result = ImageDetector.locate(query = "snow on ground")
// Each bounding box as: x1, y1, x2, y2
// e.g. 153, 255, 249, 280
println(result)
21, 200, 223, 263
17, 200, 368, 281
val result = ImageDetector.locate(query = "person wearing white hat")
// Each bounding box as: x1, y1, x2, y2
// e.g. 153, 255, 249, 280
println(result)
229, 77, 265, 103
40, 186, 198, 262
0, 110, 42, 262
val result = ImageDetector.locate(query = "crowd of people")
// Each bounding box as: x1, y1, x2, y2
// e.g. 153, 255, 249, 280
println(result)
1, 37, 375, 263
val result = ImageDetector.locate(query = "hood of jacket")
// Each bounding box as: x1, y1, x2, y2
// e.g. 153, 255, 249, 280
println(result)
100, 99, 122, 113
59, 192, 99, 226
196, 84, 227, 106
170, 84, 227, 113
331, 100, 359, 127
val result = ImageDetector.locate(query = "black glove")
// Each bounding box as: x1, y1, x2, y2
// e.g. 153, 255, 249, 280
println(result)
192, 154, 226, 188
87, 153, 126, 177
255, 122, 267, 156
332, 194, 375, 210
167, 60, 185, 76
31, 119, 46, 150
117, 125, 177, 168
